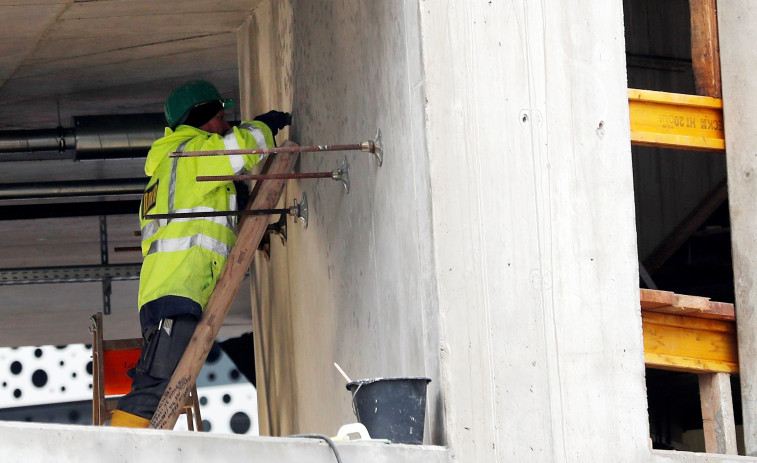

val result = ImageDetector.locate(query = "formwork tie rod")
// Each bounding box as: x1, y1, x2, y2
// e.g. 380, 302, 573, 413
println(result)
169, 128, 384, 166
196, 159, 350, 193
144, 193, 309, 227
170, 142, 366, 157
146, 209, 283, 219
197, 171, 335, 182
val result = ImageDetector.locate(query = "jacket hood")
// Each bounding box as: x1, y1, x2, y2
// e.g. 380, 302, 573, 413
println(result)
145, 125, 207, 176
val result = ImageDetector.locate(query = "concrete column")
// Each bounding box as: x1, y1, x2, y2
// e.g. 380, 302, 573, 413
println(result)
718, 1, 757, 456
420, 1, 650, 460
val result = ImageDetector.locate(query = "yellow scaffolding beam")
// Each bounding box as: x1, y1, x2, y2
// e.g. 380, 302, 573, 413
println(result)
641, 289, 738, 374
643, 312, 738, 373
628, 89, 725, 152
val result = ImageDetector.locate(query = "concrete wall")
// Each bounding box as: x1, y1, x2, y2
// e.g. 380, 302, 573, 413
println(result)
420, 1, 651, 461
240, 0, 443, 442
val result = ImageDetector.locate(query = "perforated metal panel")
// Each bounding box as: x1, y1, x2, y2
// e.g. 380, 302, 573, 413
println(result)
0, 343, 257, 434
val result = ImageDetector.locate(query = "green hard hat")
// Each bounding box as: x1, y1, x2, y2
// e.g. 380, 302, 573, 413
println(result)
164, 80, 234, 129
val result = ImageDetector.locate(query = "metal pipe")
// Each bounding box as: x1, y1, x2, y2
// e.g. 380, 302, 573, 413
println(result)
0, 200, 140, 220
74, 113, 166, 160
170, 142, 373, 157
0, 178, 146, 200
0, 128, 75, 154
0, 113, 167, 161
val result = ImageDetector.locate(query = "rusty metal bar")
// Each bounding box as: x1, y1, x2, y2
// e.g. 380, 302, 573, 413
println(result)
198, 159, 350, 194
170, 142, 370, 158
145, 208, 289, 220
197, 171, 334, 182
145, 193, 308, 227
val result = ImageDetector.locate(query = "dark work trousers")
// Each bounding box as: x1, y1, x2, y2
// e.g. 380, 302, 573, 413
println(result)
115, 314, 199, 420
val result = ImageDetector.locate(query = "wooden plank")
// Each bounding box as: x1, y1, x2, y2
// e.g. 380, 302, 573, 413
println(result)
640, 288, 735, 321
690, 0, 722, 98
628, 89, 725, 152
642, 311, 739, 373
708, 302, 738, 321
640, 288, 675, 310
91, 313, 105, 426
674, 293, 712, 312
699, 372, 738, 454
149, 145, 299, 430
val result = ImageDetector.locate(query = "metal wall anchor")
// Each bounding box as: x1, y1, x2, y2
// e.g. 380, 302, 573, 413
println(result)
331, 157, 350, 193
266, 213, 288, 245
360, 128, 383, 166
291, 193, 309, 229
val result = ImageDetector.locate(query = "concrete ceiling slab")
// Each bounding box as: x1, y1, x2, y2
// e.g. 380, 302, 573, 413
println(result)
0, 0, 263, 346
0, 42, 238, 102
0, 66, 240, 129
0, 5, 66, 83
0, 0, 262, 129
15, 33, 234, 78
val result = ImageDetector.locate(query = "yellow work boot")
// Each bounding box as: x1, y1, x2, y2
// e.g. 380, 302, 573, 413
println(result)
110, 410, 150, 428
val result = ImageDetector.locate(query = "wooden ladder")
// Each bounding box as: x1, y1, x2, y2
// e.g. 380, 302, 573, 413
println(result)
149, 142, 299, 430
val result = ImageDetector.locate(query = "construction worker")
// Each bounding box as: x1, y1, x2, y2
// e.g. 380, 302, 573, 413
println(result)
110, 80, 291, 428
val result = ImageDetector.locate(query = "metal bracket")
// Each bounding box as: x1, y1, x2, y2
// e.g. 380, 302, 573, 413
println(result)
332, 157, 350, 193
102, 278, 112, 316
99, 216, 108, 266
361, 128, 383, 166
99, 215, 111, 315
0, 264, 141, 285
266, 213, 288, 246
288, 192, 309, 229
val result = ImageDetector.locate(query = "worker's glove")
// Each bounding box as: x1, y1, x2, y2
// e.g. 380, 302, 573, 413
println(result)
254, 110, 292, 136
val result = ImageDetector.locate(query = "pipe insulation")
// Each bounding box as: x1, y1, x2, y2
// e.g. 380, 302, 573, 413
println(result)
0, 128, 75, 154
0, 113, 166, 161
74, 113, 166, 160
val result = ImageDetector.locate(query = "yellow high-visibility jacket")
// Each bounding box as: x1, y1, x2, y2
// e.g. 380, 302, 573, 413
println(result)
137, 122, 273, 326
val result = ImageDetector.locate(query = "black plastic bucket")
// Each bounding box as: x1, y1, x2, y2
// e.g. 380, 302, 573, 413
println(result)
346, 377, 431, 444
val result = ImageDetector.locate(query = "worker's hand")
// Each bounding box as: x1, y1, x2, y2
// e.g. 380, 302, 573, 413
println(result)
254, 110, 292, 136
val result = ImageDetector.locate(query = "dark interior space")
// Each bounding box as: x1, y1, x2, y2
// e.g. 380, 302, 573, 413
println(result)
624, 0, 737, 453
648, 200, 733, 303
647, 369, 742, 451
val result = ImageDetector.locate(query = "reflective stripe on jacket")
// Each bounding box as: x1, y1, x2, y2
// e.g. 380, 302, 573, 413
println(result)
137, 121, 274, 313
